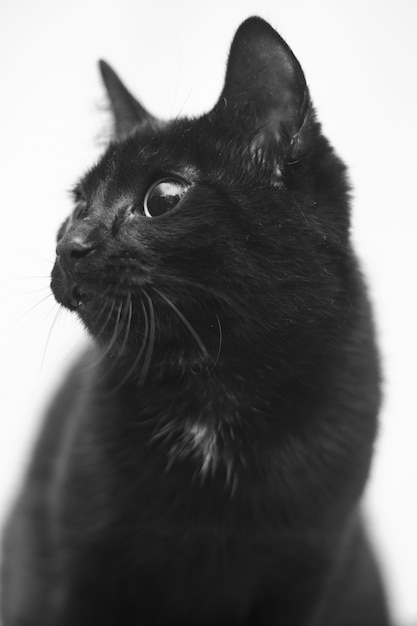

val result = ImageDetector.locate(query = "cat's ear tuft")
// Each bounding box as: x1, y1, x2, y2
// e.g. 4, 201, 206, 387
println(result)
212, 17, 314, 161
99, 60, 155, 139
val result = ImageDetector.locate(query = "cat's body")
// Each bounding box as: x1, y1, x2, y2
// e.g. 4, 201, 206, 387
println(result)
1, 17, 390, 626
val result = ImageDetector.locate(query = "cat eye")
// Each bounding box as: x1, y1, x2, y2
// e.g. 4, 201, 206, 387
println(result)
143, 178, 190, 218
73, 200, 88, 221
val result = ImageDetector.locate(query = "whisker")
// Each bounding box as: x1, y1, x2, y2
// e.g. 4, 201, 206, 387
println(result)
169, 39, 181, 119
0, 285, 52, 299
104, 294, 133, 378
39, 304, 64, 374
209, 315, 223, 373
153, 275, 233, 310
16, 286, 52, 295
26, 302, 66, 400
173, 85, 195, 121
107, 298, 149, 394
95, 297, 117, 342
139, 291, 155, 385
15, 252, 54, 265
103, 300, 124, 359
153, 287, 209, 360
91, 300, 124, 382
81, 297, 117, 374
92, 285, 117, 330
0, 275, 52, 281
1, 293, 54, 338
117, 293, 133, 358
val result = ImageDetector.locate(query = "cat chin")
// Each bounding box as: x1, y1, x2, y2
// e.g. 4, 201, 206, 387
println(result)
50, 257, 82, 309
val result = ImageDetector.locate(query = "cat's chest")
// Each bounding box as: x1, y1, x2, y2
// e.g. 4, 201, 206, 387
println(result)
101, 401, 244, 508
90, 368, 249, 483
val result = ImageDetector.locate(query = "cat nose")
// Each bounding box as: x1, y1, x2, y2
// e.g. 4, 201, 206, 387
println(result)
64, 237, 95, 259
56, 234, 96, 266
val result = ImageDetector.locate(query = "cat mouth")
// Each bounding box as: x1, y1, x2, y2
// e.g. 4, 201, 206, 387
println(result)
55, 284, 95, 311
69, 285, 94, 309
51, 261, 224, 377
51, 251, 153, 312
50, 260, 96, 311
54, 277, 145, 312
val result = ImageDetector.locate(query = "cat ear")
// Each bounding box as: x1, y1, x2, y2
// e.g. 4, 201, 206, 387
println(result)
213, 17, 313, 161
99, 60, 155, 138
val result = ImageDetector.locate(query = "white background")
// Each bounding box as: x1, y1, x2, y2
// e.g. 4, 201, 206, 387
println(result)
0, 1, 416, 624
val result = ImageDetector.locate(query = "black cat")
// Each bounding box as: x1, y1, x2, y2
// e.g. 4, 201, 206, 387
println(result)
1, 16, 391, 626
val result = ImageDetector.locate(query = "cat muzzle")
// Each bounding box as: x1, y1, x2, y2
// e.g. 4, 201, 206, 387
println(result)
51, 252, 94, 310
56, 233, 96, 267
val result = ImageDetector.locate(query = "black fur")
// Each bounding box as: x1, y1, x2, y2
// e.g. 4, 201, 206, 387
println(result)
1, 17, 391, 625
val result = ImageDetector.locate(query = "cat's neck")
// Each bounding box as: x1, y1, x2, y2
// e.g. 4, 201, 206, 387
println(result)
75, 319, 378, 514
92, 345, 327, 451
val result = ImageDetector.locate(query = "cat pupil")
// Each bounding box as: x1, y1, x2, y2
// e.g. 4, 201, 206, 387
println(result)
144, 178, 189, 217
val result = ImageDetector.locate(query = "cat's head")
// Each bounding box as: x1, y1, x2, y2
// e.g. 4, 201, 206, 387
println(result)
51, 17, 351, 380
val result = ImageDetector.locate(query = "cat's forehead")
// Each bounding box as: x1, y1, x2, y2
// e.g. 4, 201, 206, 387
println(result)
82, 119, 206, 194
78, 113, 277, 204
